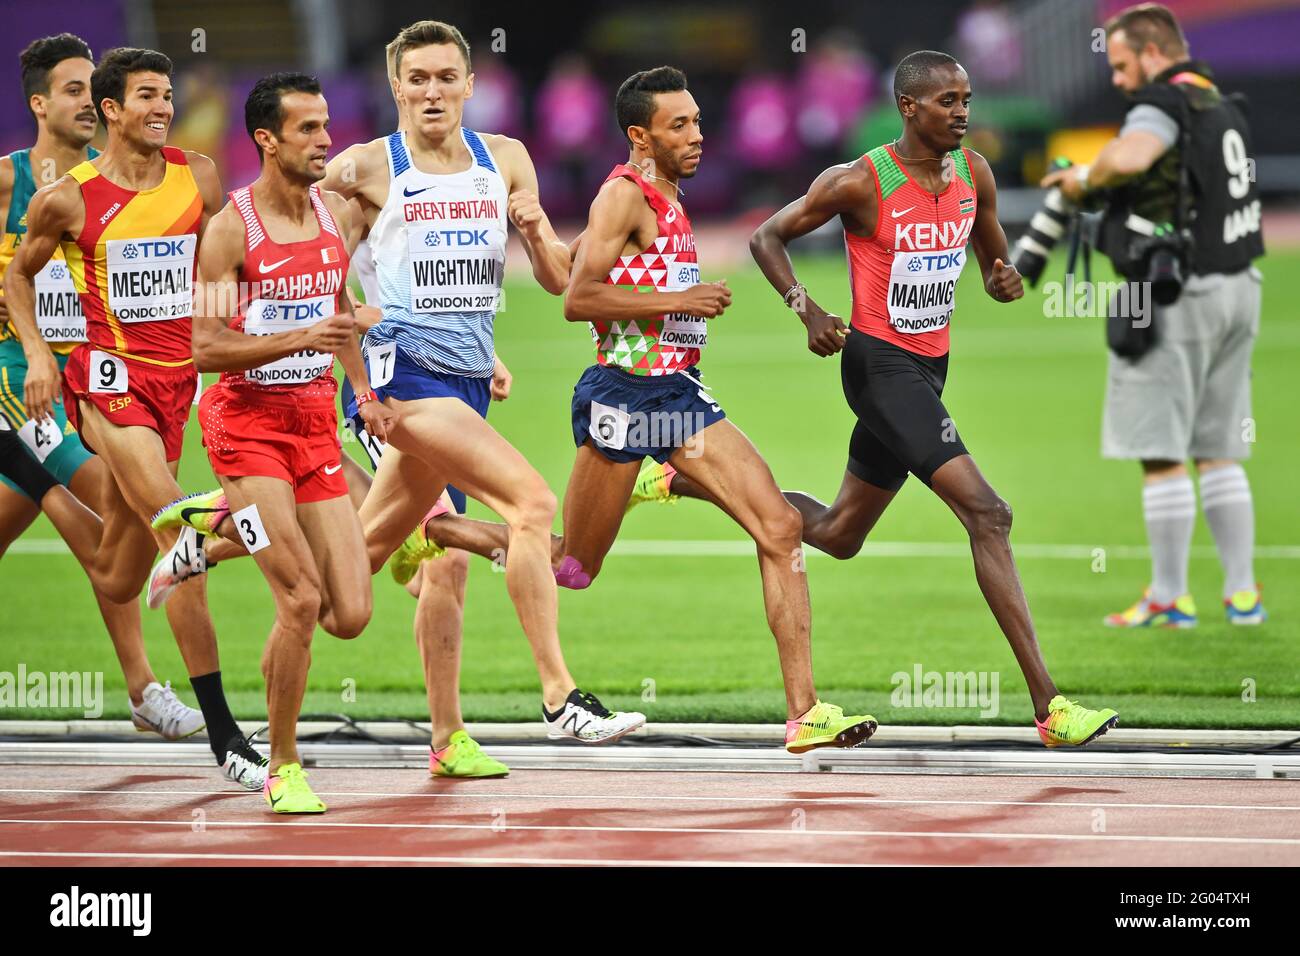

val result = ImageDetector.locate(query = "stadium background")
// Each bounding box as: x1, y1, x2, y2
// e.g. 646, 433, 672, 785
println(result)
1, 0, 1296, 728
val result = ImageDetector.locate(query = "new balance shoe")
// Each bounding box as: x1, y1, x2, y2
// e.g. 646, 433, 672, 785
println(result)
152, 489, 230, 535
264, 762, 326, 814
1225, 587, 1267, 626
624, 460, 679, 514
146, 526, 207, 610
1104, 588, 1197, 628
784, 700, 878, 754
430, 730, 509, 778
221, 734, 269, 791
129, 680, 205, 739
544, 689, 644, 744
389, 504, 447, 586
1035, 696, 1120, 748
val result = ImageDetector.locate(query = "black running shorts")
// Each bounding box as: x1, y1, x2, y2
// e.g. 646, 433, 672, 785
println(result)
839, 329, 968, 491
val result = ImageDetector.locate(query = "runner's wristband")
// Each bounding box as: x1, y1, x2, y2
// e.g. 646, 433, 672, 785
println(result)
782, 282, 805, 307
356, 389, 378, 407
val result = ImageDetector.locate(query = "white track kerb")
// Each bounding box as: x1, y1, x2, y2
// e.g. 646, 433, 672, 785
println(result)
0, 722, 1295, 779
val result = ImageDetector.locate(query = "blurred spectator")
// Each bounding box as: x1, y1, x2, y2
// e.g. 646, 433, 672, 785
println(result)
532, 55, 610, 218
795, 31, 876, 157
955, 0, 1022, 89
462, 58, 526, 139
728, 72, 797, 169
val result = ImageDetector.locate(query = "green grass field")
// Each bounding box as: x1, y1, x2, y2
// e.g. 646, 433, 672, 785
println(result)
5, 250, 1298, 728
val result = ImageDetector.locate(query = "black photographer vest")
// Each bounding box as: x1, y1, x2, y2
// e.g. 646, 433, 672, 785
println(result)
1115, 62, 1264, 276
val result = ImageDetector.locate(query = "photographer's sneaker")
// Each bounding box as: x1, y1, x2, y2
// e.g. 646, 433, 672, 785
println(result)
785, 700, 878, 754
544, 689, 644, 744
221, 734, 269, 791
1104, 588, 1197, 628
1225, 587, 1266, 626
129, 681, 205, 739
146, 526, 207, 610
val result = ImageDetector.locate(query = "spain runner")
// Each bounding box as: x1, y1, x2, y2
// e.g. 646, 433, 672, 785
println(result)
0, 34, 204, 739
415, 66, 879, 754
651, 50, 1119, 746
320, 19, 643, 742
4, 46, 267, 785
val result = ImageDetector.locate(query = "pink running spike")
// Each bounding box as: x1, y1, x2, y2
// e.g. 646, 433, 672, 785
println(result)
554, 555, 591, 590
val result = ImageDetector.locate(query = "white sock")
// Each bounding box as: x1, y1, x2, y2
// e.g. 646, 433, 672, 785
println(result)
1199, 464, 1257, 599
1143, 475, 1196, 605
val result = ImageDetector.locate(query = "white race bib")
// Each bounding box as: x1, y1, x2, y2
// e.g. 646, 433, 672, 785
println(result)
105, 234, 196, 323
88, 349, 127, 394
33, 258, 86, 342
886, 248, 965, 335
367, 341, 396, 389
232, 504, 271, 554
589, 399, 630, 450
243, 296, 335, 386
405, 224, 504, 314
18, 417, 63, 462
658, 261, 707, 349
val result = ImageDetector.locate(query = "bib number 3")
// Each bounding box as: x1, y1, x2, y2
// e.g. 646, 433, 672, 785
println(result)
88, 350, 128, 394
231, 503, 271, 554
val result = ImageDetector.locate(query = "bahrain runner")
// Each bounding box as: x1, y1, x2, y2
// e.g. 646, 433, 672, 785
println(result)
158, 73, 396, 813
4, 46, 266, 786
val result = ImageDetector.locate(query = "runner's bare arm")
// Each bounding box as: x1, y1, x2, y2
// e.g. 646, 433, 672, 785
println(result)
490, 135, 569, 295
750, 163, 873, 356
4, 178, 81, 420
968, 151, 1023, 303
191, 206, 354, 372
185, 151, 226, 239
564, 178, 729, 323
322, 140, 387, 210
0, 157, 13, 323
328, 192, 382, 331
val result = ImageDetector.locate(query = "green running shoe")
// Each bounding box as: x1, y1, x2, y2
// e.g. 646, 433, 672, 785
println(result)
389, 523, 445, 586
625, 460, 680, 514
152, 489, 230, 535
264, 762, 326, 814
430, 730, 509, 778
784, 700, 878, 754
1035, 695, 1120, 748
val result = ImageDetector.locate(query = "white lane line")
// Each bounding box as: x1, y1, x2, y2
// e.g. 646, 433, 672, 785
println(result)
0, 850, 848, 867
1, 787, 1296, 813
2, 820, 1297, 847
11, 538, 1300, 559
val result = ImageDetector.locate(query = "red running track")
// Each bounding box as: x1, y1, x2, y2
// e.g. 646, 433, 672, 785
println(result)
0, 765, 1297, 866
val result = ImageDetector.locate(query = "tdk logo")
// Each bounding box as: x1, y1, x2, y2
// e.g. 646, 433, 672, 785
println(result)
908, 257, 922, 272
265, 301, 326, 322
909, 251, 964, 271
424, 229, 488, 247
121, 239, 188, 259
261, 303, 278, 321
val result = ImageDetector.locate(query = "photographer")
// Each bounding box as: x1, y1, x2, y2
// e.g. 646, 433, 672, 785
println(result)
1041, 3, 1265, 628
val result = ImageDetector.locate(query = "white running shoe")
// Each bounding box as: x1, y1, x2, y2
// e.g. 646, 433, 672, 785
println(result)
129, 680, 206, 739
147, 526, 207, 610
221, 734, 269, 791
544, 688, 645, 744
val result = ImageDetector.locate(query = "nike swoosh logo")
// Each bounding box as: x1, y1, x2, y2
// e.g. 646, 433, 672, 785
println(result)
324, 463, 342, 475
403, 185, 434, 197
890, 206, 916, 218
258, 256, 293, 274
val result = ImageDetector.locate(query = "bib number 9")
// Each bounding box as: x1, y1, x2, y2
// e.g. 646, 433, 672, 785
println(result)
88, 350, 128, 394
